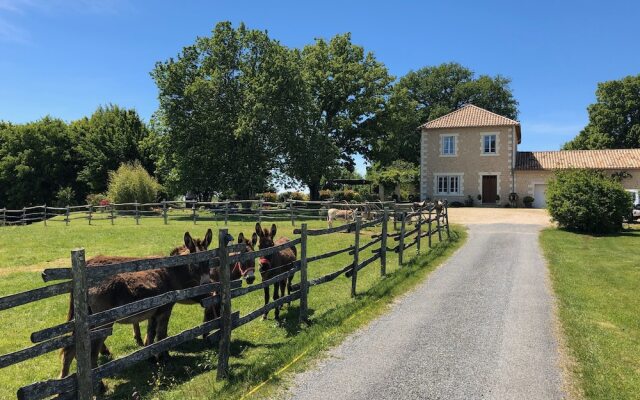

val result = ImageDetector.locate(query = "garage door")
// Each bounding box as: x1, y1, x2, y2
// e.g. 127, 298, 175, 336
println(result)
533, 184, 547, 208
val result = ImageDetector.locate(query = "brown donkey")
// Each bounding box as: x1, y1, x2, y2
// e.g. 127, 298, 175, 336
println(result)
59, 229, 214, 386
206, 232, 258, 322
255, 223, 297, 321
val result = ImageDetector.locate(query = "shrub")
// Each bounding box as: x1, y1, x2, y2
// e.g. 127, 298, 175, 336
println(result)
55, 187, 76, 207
290, 191, 307, 201
259, 192, 277, 203
333, 189, 362, 202
450, 201, 464, 208
106, 162, 162, 205
86, 193, 109, 206
318, 190, 332, 201
546, 169, 632, 233
523, 196, 534, 204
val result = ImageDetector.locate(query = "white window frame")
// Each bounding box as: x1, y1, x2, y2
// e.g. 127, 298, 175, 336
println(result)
440, 134, 458, 157
434, 173, 463, 196
480, 132, 499, 156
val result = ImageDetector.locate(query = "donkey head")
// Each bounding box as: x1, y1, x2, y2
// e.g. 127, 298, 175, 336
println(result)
236, 232, 258, 284
255, 223, 277, 272
183, 229, 213, 286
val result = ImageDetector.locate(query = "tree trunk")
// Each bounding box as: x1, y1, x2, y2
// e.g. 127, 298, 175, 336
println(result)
308, 181, 321, 201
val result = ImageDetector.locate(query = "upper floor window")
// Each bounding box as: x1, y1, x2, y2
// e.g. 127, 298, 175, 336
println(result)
483, 134, 497, 154
442, 135, 456, 156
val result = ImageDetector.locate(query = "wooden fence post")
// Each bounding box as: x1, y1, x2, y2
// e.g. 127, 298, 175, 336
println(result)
393, 204, 398, 231
289, 199, 295, 226
428, 207, 433, 248
192, 202, 197, 225
224, 201, 229, 226
43, 205, 47, 227
1, 208, 5, 226
88, 205, 93, 225
134, 203, 140, 225
65, 205, 70, 226
398, 212, 406, 265
162, 201, 168, 225
110, 204, 115, 225
71, 249, 93, 400
258, 200, 263, 223
380, 208, 388, 277
299, 223, 309, 324
436, 207, 442, 242
22, 207, 26, 225
217, 229, 232, 380
416, 211, 422, 255
351, 214, 361, 297
444, 202, 451, 239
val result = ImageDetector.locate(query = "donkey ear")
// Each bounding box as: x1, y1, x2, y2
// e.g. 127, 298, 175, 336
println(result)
237, 232, 245, 243
203, 229, 213, 249
251, 232, 258, 247
184, 232, 196, 253
255, 223, 263, 237
270, 224, 277, 238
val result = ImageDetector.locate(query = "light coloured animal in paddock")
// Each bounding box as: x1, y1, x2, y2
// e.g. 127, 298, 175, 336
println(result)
327, 208, 354, 228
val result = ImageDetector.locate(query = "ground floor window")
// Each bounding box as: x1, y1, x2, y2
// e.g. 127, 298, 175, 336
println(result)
436, 175, 461, 195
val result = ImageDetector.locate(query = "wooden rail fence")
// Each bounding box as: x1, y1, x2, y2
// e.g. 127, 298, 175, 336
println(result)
0, 200, 402, 227
0, 202, 449, 399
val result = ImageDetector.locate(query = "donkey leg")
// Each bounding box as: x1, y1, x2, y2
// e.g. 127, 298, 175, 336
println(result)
133, 322, 144, 347
273, 282, 281, 321
99, 342, 112, 358
59, 344, 75, 378
91, 338, 108, 393
145, 316, 157, 346
262, 285, 270, 320
155, 305, 174, 361
202, 303, 217, 340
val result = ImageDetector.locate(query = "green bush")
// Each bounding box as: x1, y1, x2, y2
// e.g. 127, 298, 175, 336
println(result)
55, 187, 76, 207
318, 190, 332, 201
86, 193, 109, 206
259, 192, 277, 203
106, 162, 162, 205
547, 169, 632, 233
333, 189, 362, 202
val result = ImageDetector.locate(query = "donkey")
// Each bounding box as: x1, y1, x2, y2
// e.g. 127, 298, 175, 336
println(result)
206, 232, 258, 322
327, 208, 354, 228
255, 223, 297, 321
60, 229, 214, 385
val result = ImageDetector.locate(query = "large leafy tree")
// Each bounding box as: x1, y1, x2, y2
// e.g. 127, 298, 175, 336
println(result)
281, 33, 393, 199
152, 22, 304, 199
564, 74, 640, 150
369, 62, 518, 165
0, 117, 79, 208
72, 105, 156, 195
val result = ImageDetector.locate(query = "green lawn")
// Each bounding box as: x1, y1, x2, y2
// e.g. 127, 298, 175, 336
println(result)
0, 216, 465, 399
541, 227, 640, 400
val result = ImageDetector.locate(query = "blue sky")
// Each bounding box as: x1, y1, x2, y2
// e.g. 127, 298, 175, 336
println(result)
1, 0, 639, 174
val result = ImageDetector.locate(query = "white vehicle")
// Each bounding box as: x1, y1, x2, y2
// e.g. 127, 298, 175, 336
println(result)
626, 189, 640, 220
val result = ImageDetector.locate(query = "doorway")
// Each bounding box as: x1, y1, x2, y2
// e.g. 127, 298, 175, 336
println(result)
482, 175, 497, 204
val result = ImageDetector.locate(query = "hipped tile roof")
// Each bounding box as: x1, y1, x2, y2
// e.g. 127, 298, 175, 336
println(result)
515, 149, 640, 170
420, 104, 521, 143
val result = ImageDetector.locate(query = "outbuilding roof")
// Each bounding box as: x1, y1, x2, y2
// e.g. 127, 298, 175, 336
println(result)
515, 149, 640, 170
420, 104, 521, 143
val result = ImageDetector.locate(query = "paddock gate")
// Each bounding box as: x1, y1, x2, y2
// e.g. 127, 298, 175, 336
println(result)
0, 202, 449, 399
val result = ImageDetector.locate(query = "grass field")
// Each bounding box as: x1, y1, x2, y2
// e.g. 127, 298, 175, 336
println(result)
541, 226, 640, 400
0, 215, 465, 399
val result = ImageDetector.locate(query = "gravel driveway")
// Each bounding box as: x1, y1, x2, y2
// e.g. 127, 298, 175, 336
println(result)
286, 223, 564, 400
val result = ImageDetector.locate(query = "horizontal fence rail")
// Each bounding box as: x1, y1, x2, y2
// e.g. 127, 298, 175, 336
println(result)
0, 201, 449, 399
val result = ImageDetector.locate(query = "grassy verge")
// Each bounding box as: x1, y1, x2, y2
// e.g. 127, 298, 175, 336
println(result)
541, 227, 640, 399
0, 218, 466, 399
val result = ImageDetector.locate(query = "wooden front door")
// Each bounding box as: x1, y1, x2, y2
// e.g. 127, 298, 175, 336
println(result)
482, 175, 497, 203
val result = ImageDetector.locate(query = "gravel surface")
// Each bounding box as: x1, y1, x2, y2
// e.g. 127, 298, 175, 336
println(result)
286, 224, 564, 400
447, 207, 553, 226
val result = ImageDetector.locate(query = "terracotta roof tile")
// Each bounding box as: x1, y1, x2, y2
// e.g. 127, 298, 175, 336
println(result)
515, 149, 640, 170
420, 104, 521, 142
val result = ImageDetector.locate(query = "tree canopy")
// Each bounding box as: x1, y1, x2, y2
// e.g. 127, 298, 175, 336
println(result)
564, 74, 640, 150
152, 22, 305, 200
368, 62, 518, 166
